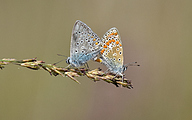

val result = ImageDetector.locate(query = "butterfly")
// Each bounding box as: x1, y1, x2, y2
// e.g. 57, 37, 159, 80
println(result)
66, 20, 102, 68
95, 27, 137, 82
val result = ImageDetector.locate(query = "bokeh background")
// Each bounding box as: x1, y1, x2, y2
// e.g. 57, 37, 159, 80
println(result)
0, 0, 192, 120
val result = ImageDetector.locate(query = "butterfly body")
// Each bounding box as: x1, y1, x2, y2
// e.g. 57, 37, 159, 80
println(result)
66, 20, 102, 68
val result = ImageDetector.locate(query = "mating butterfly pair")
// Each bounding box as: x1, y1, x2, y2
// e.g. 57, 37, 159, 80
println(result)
66, 20, 134, 81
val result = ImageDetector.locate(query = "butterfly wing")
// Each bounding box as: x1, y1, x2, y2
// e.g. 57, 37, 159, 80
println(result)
70, 20, 102, 67
100, 27, 124, 71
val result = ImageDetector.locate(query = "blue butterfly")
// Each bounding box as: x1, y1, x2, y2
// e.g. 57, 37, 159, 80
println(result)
66, 20, 102, 68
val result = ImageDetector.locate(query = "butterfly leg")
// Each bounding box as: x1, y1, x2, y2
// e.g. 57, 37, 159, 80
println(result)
65, 64, 71, 69
122, 74, 124, 83
111, 74, 119, 87
85, 62, 89, 69
104, 68, 110, 75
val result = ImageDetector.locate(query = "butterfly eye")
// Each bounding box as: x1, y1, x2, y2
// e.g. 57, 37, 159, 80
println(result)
116, 48, 119, 51
123, 66, 127, 71
113, 58, 116, 61
80, 40, 84, 43
81, 50, 85, 53
119, 51, 122, 55
118, 58, 121, 61
66, 57, 71, 64
75, 49, 78, 53
78, 31, 81, 33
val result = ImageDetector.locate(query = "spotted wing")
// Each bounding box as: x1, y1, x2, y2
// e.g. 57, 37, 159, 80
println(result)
100, 27, 123, 69
70, 20, 101, 61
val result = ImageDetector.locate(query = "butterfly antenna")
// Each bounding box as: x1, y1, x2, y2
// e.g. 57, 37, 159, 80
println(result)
53, 58, 67, 65
57, 54, 68, 58
124, 62, 140, 67
53, 54, 68, 65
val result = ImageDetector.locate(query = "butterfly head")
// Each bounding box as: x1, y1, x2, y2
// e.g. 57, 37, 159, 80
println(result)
66, 57, 81, 67
122, 65, 128, 73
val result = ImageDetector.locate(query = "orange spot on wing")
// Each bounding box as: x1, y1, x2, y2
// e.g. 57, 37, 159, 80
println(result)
106, 42, 110, 46
95, 58, 102, 63
91, 36, 94, 38
119, 44, 122, 46
109, 40, 112, 43
107, 33, 114, 37
100, 49, 105, 54
114, 32, 118, 35
112, 39, 115, 42
116, 41, 119, 45
103, 45, 107, 48
95, 42, 98, 45
93, 38, 96, 41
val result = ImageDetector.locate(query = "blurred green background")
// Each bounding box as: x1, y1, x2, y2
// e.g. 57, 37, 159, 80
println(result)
0, 0, 192, 120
